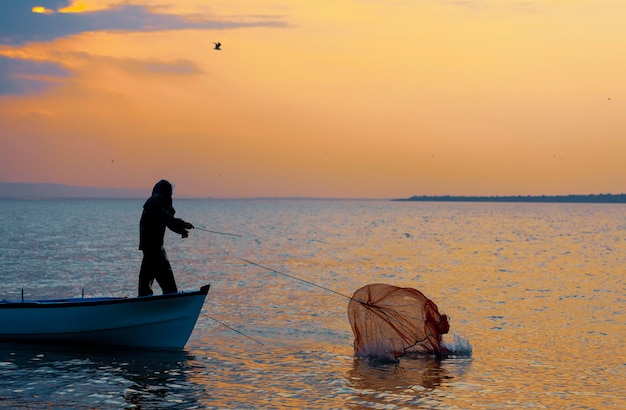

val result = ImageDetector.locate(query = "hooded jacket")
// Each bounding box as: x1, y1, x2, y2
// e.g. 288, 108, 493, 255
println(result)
139, 180, 188, 251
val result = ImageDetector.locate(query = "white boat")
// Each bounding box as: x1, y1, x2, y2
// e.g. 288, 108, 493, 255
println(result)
0, 284, 210, 350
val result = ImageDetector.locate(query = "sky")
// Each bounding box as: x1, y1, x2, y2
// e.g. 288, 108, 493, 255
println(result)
0, 0, 625, 198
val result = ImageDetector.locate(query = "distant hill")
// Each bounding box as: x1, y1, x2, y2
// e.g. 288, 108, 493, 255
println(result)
393, 194, 626, 204
0, 182, 146, 199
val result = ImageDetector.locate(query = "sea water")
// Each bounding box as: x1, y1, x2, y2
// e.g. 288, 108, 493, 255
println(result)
0, 198, 624, 409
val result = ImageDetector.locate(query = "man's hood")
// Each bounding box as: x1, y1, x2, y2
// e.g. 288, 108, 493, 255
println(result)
152, 180, 173, 198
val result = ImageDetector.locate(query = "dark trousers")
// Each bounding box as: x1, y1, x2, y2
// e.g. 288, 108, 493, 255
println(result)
138, 248, 178, 296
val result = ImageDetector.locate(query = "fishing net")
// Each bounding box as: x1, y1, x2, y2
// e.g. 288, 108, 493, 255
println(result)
348, 284, 450, 359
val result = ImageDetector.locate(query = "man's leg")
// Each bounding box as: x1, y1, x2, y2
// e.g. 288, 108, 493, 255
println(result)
154, 249, 178, 294
138, 251, 155, 296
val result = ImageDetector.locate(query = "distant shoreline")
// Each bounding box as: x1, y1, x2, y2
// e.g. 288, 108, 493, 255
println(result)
2, 182, 626, 203
392, 194, 626, 204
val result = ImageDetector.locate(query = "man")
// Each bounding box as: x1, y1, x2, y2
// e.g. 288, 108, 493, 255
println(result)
138, 180, 194, 296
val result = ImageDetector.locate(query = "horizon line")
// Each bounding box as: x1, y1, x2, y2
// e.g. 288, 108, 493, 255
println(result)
1, 182, 625, 201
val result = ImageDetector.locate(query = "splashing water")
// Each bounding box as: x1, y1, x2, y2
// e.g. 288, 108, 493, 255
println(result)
442, 334, 473, 356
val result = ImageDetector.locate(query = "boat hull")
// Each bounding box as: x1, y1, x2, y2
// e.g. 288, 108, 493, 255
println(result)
0, 285, 210, 350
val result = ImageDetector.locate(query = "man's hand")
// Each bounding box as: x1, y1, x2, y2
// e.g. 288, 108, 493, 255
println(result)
181, 221, 194, 238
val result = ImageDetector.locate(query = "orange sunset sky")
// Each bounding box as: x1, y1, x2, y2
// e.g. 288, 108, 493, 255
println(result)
1, 0, 625, 198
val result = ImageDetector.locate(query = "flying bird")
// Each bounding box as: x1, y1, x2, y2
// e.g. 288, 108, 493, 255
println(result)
213, 42, 221, 50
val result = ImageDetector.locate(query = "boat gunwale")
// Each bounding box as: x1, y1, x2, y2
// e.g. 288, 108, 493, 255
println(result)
0, 284, 210, 309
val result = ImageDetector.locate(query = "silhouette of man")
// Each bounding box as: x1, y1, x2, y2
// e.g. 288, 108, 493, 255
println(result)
138, 180, 194, 296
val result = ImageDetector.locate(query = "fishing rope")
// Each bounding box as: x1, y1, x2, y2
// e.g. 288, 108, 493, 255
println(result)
201, 312, 264, 345
238, 258, 438, 351
189, 228, 265, 345
193, 227, 242, 237
193, 226, 349, 300
237, 257, 354, 301
402, 333, 435, 354
197, 229, 439, 353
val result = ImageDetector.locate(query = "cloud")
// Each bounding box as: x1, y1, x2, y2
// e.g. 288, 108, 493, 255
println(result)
119, 58, 204, 76
0, 1, 285, 96
0, 1, 287, 46
0, 55, 70, 95
0, 51, 204, 96
77, 53, 206, 77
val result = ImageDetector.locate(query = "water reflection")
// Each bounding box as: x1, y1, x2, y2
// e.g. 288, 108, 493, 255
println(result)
0, 343, 205, 408
347, 356, 471, 408
2, 200, 624, 408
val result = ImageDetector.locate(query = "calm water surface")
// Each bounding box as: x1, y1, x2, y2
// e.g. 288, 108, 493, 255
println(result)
0, 199, 624, 409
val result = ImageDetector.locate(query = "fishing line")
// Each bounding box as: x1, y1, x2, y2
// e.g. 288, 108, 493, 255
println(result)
238, 257, 440, 354
193, 227, 243, 237
192, 227, 265, 345
201, 312, 264, 345
195, 230, 376, 338
237, 258, 433, 323
238, 257, 353, 301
